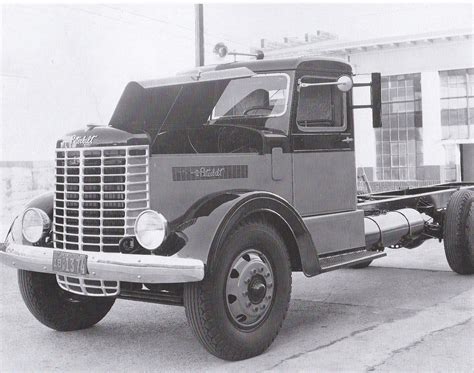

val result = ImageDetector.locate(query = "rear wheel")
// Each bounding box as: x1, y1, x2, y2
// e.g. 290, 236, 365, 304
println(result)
184, 216, 292, 360
18, 270, 115, 331
443, 190, 474, 275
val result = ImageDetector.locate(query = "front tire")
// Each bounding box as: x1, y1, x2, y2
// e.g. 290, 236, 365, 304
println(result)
18, 270, 115, 331
443, 190, 474, 275
184, 216, 292, 360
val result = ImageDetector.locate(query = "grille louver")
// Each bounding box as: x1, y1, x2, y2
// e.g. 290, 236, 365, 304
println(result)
54, 145, 149, 253
53, 145, 149, 297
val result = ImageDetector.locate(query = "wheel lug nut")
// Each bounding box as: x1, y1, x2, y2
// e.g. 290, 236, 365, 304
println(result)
266, 295, 272, 300
246, 302, 251, 307
254, 307, 259, 312
268, 283, 273, 288
244, 278, 250, 284
252, 269, 257, 274
242, 291, 248, 297
261, 304, 265, 310
265, 272, 270, 277
259, 267, 264, 272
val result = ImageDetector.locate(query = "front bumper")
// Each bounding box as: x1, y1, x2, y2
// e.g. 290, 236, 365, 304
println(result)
0, 242, 205, 283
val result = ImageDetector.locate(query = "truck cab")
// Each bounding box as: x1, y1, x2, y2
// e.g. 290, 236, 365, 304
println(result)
1, 56, 473, 361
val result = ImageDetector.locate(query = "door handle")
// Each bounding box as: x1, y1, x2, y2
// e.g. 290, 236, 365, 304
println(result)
341, 137, 354, 143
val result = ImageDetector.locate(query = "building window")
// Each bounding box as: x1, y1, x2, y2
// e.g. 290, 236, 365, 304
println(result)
440, 68, 474, 140
375, 74, 422, 180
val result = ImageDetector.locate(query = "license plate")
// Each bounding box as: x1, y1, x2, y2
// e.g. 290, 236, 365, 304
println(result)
52, 251, 88, 275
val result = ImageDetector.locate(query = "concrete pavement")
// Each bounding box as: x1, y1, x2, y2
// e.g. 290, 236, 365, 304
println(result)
0, 238, 473, 372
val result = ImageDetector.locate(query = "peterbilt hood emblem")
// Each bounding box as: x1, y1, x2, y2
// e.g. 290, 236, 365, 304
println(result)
60, 134, 98, 148
57, 126, 149, 149
71, 135, 98, 146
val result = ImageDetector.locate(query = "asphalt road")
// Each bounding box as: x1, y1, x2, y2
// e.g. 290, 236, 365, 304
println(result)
0, 238, 473, 372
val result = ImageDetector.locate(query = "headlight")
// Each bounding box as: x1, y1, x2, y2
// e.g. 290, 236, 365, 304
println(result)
134, 210, 169, 250
22, 208, 51, 244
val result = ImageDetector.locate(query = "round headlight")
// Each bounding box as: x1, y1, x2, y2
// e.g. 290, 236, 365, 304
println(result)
134, 210, 169, 250
22, 208, 51, 244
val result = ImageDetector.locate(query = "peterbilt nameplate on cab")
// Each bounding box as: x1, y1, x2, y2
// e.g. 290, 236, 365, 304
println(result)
172, 165, 248, 181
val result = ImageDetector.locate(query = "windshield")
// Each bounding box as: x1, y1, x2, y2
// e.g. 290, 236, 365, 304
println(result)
212, 74, 289, 120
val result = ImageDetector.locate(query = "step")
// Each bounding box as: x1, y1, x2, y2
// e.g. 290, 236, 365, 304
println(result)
319, 250, 386, 273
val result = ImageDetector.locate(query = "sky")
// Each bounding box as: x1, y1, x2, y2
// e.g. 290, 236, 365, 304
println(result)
1, 3, 473, 161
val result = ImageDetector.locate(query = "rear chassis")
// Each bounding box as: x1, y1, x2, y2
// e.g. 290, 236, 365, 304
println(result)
359, 182, 474, 240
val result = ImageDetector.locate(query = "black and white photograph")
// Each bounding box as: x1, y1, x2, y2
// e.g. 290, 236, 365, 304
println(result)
0, 1, 473, 371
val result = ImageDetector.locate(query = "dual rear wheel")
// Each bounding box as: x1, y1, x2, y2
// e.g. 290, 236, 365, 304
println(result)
443, 190, 474, 274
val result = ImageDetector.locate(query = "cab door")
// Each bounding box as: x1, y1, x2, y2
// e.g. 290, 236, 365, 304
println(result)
291, 75, 357, 216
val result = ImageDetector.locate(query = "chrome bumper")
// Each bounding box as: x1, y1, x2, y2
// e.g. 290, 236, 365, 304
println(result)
0, 242, 205, 283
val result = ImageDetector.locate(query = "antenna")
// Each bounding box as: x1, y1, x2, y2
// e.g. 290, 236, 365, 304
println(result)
213, 42, 264, 61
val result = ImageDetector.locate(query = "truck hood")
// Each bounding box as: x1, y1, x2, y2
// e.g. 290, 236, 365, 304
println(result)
56, 126, 150, 148
108, 68, 255, 139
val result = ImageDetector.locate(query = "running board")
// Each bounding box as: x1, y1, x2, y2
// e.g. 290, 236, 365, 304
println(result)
319, 250, 386, 273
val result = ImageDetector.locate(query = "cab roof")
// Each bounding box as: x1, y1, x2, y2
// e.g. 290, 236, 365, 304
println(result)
180, 56, 352, 75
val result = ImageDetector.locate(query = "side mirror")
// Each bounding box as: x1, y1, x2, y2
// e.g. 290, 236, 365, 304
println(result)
352, 72, 382, 128
337, 75, 353, 92
371, 73, 382, 128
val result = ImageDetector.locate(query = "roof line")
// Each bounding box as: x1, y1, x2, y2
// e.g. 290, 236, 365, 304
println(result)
264, 28, 474, 56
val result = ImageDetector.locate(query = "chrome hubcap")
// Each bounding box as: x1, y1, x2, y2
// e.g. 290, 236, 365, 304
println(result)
225, 249, 274, 328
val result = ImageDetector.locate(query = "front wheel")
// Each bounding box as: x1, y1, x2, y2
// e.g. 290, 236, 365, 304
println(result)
184, 216, 292, 360
18, 270, 115, 331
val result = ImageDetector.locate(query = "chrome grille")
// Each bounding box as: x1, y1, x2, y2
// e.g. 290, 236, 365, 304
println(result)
57, 275, 120, 296
54, 145, 149, 252
53, 145, 149, 296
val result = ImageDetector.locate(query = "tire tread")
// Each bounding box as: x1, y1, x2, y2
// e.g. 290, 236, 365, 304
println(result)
18, 270, 115, 331
443, 190, 474, 275
184, 215, 292, 360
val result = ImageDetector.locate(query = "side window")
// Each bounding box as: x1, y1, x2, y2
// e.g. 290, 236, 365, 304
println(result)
296, 77, 347, 132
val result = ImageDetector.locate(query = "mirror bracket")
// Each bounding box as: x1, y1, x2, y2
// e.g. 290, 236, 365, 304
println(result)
351, 73, 382, 128
297, 76, 353, 92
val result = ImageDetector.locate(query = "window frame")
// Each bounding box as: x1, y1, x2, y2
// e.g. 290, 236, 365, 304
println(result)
376, 73, 423, 181
210, 72, 291, 120
439, 68, 474, 137
295, 75, 348, 133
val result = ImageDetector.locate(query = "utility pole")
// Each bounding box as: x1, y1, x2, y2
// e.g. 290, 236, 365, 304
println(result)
195, 4, 204, 67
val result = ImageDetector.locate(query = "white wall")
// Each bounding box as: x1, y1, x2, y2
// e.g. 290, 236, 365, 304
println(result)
421, 71, 444, 166
350, 39, 474, 76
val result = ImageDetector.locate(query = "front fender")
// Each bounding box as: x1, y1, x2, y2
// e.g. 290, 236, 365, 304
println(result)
5, 191, 54, 244
172, 190, 321, 276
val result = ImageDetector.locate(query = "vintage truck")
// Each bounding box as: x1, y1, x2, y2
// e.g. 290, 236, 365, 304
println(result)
1, 56, 473, 361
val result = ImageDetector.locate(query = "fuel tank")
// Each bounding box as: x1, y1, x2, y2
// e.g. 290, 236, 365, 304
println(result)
364, 208, 426, 249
